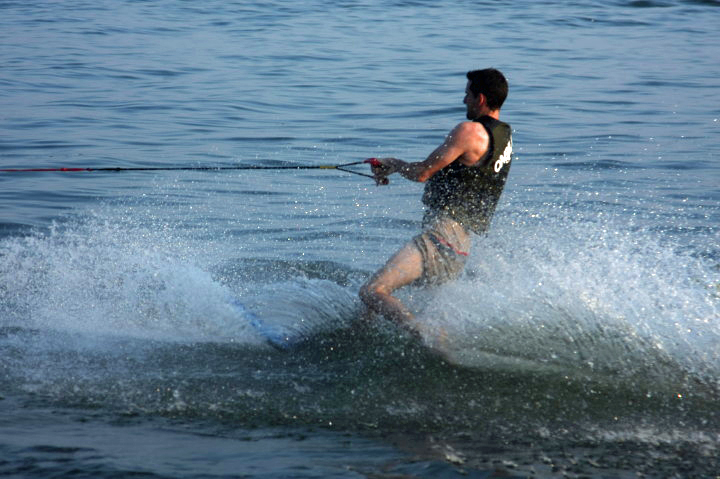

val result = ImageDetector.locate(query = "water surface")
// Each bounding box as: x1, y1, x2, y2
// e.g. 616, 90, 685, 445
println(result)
1, 1, 719, 477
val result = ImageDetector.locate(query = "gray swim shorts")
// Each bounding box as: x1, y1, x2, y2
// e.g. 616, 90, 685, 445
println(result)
411, 215, 471, 286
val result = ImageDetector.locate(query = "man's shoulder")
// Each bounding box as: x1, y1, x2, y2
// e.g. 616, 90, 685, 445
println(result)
451, 120, 489, 138
443, 121, 491, 167
451, 121, 491, 148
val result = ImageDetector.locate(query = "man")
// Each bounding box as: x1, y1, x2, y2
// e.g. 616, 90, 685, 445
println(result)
359, 68, 513, 333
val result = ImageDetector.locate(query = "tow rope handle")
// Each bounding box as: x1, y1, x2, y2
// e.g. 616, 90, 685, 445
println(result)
364, 158, 390, 185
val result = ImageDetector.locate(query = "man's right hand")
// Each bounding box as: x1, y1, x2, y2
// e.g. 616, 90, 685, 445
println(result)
365, 158, 393, 185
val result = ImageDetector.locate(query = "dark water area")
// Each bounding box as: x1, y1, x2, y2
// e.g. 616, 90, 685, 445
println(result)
1, 0, 719, 477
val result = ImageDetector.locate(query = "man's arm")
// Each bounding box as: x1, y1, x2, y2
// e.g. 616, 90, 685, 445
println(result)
371, 121, 490, 184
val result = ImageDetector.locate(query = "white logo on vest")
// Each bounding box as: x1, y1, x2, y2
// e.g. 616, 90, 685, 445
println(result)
494, 138, 513, 173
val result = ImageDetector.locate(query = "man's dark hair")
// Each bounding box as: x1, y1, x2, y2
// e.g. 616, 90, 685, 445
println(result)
466, 69, 508, 111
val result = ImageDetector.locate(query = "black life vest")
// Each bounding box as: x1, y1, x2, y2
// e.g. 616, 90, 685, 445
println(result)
421, 115, 513, 234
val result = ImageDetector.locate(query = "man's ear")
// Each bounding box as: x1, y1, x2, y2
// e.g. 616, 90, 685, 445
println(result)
477, 93, 487, 108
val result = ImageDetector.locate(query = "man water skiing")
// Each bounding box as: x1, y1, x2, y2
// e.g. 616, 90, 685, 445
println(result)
360, 68, 513, 335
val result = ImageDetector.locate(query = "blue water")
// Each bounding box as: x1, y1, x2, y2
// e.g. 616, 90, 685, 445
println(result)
1, 1, 719, 477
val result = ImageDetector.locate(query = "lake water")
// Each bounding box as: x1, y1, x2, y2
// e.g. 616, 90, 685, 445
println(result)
1, 1, 719, 477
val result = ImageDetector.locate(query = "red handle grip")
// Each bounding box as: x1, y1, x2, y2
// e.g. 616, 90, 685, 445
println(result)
364, 158, 389, 185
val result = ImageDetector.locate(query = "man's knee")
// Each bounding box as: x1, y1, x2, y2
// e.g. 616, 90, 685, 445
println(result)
359, 279, 386, 306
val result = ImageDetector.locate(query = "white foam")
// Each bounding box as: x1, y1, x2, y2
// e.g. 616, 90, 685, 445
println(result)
415, 210, 720, 383
0, 214, 259, 344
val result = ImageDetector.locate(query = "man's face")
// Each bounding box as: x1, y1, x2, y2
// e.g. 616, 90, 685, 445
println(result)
464, 81, 480, 120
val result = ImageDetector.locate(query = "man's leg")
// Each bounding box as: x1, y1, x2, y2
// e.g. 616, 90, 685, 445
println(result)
359, 240, 424, 326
